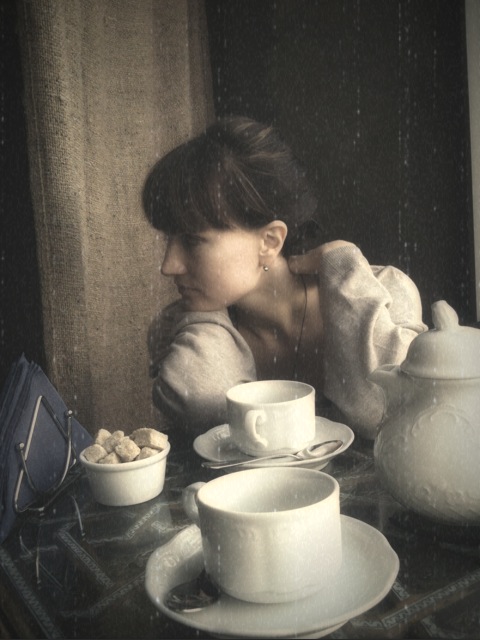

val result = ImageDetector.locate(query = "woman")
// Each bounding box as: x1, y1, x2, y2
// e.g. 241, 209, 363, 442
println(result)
143, 116, 427, 441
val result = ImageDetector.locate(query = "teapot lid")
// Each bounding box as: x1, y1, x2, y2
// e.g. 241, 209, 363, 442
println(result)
400, 300, 480, 379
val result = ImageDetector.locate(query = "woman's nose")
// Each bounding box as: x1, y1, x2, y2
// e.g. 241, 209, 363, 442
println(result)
161, 237, 187, 276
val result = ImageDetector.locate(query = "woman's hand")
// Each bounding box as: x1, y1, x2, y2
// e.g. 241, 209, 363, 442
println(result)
288, 240, 356, 274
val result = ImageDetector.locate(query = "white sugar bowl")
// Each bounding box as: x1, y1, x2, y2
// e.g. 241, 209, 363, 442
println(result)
80, 442, 170, 506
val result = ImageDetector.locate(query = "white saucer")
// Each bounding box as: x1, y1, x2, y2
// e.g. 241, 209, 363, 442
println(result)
193, 417, 354, 470
145, 516, 399, 639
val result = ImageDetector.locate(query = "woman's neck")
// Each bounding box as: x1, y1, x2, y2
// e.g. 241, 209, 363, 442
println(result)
231, 256, 324, 386
233, 258, 306, 339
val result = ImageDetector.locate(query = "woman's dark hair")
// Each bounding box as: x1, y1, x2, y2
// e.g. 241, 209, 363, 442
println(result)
143, 116, 320, 256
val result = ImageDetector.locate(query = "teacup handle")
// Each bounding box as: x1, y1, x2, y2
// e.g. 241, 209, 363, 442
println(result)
182, 481, 205, 525
245, 409, 269, 449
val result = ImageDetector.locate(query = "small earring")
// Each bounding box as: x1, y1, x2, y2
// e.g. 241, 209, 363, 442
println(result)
263, 265, 269, 272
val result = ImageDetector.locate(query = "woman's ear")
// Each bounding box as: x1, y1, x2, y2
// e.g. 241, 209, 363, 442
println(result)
259, 220, 288, 262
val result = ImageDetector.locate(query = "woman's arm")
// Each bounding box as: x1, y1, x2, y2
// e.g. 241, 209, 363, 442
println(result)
290, 242, 427, 439
148, 303, 256, 434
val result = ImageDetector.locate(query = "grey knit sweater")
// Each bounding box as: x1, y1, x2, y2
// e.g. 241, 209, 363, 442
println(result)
149, 245, 427, 440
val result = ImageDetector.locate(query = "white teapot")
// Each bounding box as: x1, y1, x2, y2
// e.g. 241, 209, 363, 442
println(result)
370, 300, 480, 524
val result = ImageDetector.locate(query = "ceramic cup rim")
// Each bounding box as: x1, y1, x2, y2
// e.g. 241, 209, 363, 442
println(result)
226, 379, 315, 405
196, 467, 339, 518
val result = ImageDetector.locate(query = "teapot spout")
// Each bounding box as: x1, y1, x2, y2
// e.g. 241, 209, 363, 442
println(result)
368, 363, 399, 388
369, 364, 412, 418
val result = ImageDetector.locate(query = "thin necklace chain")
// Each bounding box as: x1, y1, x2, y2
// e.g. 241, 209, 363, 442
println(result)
292, 275, 308, 380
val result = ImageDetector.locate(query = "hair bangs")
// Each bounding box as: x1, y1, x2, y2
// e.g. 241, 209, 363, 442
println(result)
143, 137, 235, 235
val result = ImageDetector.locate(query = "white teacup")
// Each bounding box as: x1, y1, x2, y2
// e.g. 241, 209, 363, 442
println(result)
226, 380, 316, 456
182, 467, 342, 604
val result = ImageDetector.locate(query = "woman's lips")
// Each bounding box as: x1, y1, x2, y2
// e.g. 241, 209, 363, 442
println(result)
177, 284, 196, 296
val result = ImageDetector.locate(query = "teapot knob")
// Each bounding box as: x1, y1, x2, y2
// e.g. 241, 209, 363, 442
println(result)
431, 300, 459, 331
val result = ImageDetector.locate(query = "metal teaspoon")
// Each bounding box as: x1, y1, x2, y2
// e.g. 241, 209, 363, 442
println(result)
164, 568, 220, 613
201, 439, 343, 470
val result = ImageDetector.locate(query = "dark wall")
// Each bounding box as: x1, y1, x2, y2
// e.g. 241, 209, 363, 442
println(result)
205, 0, 475, 327
0, 0, 45, 388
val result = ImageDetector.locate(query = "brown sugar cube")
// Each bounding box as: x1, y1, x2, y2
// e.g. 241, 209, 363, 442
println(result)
103, 430, 125, 453
131, 428, 168, 450
94, 428, 112, 446
99, 451, 121, 464
115, 437, 141, 462
136, 446, 159, 460
82, 443, 107, 463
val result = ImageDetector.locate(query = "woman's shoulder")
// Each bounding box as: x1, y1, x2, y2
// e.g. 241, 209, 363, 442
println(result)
156, 300, 234, 331
370, 264, 425, 322
148, 300, 255, 379
149, 301, 239, 367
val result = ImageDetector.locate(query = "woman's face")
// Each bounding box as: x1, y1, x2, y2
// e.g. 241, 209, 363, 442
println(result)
160, 226, 265, 311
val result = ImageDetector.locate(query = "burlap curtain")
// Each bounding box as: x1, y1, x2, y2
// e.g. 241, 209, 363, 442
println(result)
17, 0, 214, 433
